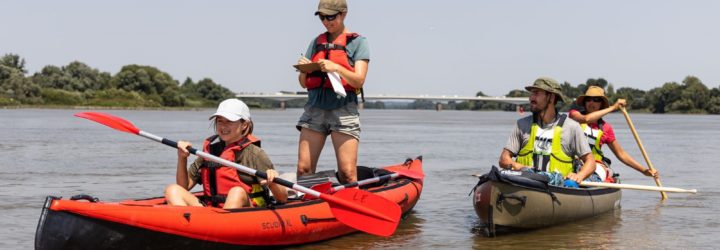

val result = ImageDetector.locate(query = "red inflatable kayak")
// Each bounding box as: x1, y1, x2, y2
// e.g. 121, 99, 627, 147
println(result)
35, 157, 423, 249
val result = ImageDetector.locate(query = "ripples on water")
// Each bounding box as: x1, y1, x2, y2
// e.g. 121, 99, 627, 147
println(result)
1, 108, 719, 249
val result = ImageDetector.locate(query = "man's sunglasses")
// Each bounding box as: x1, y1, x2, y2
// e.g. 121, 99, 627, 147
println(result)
318, 13, 339, 21
586, 97, 605, 103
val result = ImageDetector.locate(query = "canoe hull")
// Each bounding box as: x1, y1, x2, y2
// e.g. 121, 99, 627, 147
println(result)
35, 157, 424, 249
472, 167, 621, 236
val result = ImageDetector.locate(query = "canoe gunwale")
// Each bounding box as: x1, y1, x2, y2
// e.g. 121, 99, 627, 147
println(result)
472, 166, 621, 197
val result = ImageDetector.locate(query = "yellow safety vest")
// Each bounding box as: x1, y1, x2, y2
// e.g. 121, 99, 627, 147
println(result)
580, 123, 605, 162
517, 115, 574, 177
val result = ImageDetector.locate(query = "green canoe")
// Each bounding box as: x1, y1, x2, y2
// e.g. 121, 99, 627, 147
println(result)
472, 166, 621, 236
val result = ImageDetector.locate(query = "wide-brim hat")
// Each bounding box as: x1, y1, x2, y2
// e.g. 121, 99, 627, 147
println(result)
524, 77, 570, 103
315, 0, 347, 15
209, 98, 251, 122
576, 86, 609, 109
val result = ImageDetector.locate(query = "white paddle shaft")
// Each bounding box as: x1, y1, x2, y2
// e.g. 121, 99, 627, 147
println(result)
580, 181, 697, 194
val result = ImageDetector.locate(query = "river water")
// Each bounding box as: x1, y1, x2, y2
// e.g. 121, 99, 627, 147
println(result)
1, 108, 718, 249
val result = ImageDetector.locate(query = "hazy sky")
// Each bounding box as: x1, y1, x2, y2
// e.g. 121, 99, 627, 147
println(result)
3, 0, 719, 96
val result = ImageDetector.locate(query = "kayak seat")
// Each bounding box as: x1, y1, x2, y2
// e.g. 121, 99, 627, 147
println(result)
297, 170, 340, 188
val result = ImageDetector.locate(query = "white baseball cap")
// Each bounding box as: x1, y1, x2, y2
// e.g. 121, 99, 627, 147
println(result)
209, 98, 251, 122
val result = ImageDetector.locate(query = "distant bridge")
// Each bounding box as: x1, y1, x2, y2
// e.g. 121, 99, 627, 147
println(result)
236, 92, 529, 105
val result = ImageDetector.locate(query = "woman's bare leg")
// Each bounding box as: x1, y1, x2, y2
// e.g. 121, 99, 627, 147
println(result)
297, 128, 327, 177
331, 131, 358, 184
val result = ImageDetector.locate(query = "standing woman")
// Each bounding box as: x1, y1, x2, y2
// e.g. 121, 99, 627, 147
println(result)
164, 99, 287, 209
295, 0, 369, 184
569, 86, 659, 182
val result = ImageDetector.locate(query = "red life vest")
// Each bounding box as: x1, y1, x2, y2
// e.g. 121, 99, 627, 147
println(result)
305, 32, 360, 92
199, 134, 266, 207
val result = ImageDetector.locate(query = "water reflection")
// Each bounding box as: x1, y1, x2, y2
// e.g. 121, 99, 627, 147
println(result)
471, 211, 621, 249
287, 212, 426, 249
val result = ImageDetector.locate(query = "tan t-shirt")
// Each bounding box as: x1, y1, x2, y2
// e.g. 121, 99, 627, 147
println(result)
188, 144, 274, 185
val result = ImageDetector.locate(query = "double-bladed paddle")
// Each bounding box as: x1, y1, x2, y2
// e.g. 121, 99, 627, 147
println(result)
74, 112, 401, 237
323, 168, 424, 193
306, 167, 424, 196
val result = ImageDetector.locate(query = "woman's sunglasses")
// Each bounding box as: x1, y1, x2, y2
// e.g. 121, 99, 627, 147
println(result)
318, 13, 339, 21
586, 97, 605, 103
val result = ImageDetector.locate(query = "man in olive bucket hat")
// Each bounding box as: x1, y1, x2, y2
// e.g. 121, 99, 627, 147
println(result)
498, 77, 596, 185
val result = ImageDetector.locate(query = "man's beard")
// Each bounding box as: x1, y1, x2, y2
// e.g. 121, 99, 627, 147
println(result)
530, 102, 545, 113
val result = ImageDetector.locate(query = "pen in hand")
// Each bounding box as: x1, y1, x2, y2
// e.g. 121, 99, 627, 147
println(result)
297, 53, 309, 73
298, 53, 312, 65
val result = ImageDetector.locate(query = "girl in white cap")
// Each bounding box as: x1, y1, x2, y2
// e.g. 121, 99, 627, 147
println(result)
295, 0, 369, 184
164, 99, 287, 209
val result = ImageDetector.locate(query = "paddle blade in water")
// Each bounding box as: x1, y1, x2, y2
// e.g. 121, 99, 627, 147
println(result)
324, 188, 401, 237
74, 112, 140, 135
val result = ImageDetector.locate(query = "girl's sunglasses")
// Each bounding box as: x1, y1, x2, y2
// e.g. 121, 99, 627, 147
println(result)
318, 13, 339, 21
586, 97, 605, 103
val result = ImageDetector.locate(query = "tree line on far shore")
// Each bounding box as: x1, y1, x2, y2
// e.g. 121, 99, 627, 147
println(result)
392, 76, 719, 114
3, 53, 719, 114
0, 54, 236, 108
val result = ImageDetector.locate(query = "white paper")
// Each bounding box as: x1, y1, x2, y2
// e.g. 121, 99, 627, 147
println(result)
327, 72, 347, 98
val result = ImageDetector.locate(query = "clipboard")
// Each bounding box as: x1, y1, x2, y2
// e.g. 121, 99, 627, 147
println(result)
293, 62, 321, 72
294, 62, 346, 98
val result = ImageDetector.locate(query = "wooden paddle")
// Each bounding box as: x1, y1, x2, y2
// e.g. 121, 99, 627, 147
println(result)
619, 107, 668, 200
580, 181, 697, 193
74, 112, 401, 237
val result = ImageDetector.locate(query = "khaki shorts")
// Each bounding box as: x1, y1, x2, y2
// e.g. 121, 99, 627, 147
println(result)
296, 103, 361, 140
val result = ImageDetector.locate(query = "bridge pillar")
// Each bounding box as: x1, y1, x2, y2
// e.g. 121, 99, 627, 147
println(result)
358, 102, 364, 110
435, 102, 443, 111
280, 101, 286, 110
